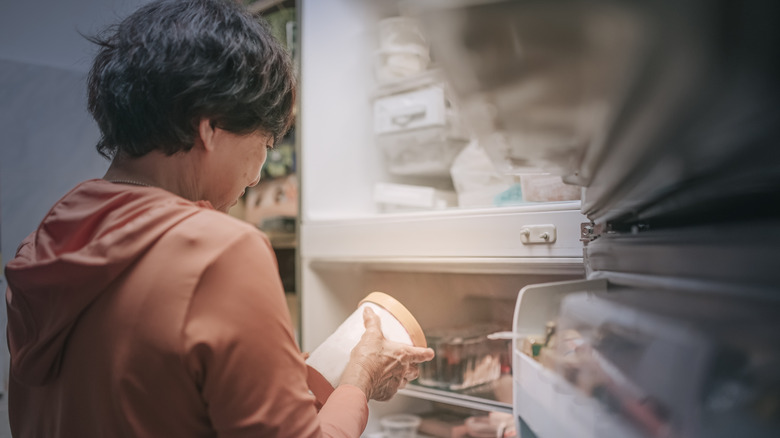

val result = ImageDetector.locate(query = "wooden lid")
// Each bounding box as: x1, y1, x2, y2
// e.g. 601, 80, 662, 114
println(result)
359, 291, 427, 348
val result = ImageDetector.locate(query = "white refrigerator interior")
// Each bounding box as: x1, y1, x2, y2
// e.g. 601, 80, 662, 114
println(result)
298, 0, 780, 437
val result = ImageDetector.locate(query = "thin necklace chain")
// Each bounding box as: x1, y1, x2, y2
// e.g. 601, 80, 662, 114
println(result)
105, 179, 152, 188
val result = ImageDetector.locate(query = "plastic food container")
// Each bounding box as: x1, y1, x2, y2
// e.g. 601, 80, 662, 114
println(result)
378, 17, 427, 52
305, 292, 426, 405
519, 173, 581, 202
374, 86, 448, 135
378, 126, 468, 177
465, 413, 516, 438
375, 17, 430, 84
418, 324, 506, 390
375, 48, 431, 84
374, 85, 469, 176
373, 182, 457, 212
380, 414, 422, 438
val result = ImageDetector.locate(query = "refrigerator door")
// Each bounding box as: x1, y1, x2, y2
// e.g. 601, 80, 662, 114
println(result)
405, 0, 780, 436
512, 278, 780, 438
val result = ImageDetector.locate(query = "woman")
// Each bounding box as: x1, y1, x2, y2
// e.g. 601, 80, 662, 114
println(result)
3, 0, 434, 437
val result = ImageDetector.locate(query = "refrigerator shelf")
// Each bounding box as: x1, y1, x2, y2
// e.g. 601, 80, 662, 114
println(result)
309, 257, 584, 275
400, 383, 512, 415
302, 203, 586, 260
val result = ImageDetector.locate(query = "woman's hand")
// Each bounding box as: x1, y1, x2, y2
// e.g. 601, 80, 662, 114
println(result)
338, 307, 435, 401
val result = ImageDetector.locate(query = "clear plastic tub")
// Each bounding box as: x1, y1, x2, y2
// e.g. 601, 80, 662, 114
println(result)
378, 126, 468, 176
418, 324, 506, 390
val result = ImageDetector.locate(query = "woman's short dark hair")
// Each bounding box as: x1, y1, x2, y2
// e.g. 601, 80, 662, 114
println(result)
87, 0, 296, 159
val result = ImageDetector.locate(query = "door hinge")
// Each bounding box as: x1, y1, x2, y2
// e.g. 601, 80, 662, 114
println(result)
580, 222, 605, 242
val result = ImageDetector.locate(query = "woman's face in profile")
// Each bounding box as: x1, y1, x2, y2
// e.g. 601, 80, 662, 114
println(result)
205, 127, 274, 212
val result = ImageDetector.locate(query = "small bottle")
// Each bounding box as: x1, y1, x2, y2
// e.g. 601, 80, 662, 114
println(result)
543, 320, 557, 347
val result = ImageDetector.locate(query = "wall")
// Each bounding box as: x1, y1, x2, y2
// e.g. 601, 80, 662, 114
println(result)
0, 1, 149, 434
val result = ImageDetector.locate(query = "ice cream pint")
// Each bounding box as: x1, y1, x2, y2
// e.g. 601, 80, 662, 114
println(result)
305, 291, 426, 404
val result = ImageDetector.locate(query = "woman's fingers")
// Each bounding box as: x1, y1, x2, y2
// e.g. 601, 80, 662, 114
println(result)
402, 345, 435, 363
361, 306, 383, 337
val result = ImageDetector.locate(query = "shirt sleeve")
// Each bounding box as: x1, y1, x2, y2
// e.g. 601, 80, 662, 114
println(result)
181, 228, 368, 438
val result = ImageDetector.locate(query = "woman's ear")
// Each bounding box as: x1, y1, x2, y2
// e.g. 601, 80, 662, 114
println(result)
197, 118, 217, 152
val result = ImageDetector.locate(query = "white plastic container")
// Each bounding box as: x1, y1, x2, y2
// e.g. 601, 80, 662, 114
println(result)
374, 85, 469, 176
374, 182, 457, 212
378, 17, 427, 53
374, 86, 447, 135
375, 48, 431, 84
375, 17, 430, 84
378, 126, 468, 176
380, 414, 422, 438
305, 292, 426, 404
519, 173, 581, 202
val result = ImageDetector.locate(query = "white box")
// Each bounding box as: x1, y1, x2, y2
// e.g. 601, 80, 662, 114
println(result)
373, 182, 457, 212
374, 86, 447, 134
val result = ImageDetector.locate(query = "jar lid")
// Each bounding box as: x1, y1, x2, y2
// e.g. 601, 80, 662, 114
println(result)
360, 291, 427, 348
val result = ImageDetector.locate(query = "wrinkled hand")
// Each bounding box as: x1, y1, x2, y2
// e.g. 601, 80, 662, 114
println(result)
339, 307, 435, 401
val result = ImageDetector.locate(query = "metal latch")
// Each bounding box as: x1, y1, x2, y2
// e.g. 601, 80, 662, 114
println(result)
520, 224, 557, 244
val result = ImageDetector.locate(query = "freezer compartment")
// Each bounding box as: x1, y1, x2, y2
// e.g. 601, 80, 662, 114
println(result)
512, 279, 780, 438
406, 0, 643, 177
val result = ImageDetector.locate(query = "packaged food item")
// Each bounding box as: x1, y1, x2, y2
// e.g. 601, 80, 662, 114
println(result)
418, 324, 506, 390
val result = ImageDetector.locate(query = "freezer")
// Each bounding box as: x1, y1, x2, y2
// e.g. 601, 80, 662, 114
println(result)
297, 0, 780, 436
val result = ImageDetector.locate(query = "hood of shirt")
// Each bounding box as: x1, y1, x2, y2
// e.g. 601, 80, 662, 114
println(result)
4, 179, 214, 386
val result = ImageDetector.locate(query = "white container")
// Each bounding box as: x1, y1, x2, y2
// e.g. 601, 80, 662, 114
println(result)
378, 17, 428, 53
374, 182, 457, 212
305, 292, 426, 404
380, 414, 422, 438
374, 86, 447, 135
378, 126, 468, 176
375, 48, 431, 84
519, 173, 581, 202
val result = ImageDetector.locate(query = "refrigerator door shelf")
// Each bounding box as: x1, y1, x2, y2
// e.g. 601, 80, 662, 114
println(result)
511, 278, 780, 438
511, 278, 645, 438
